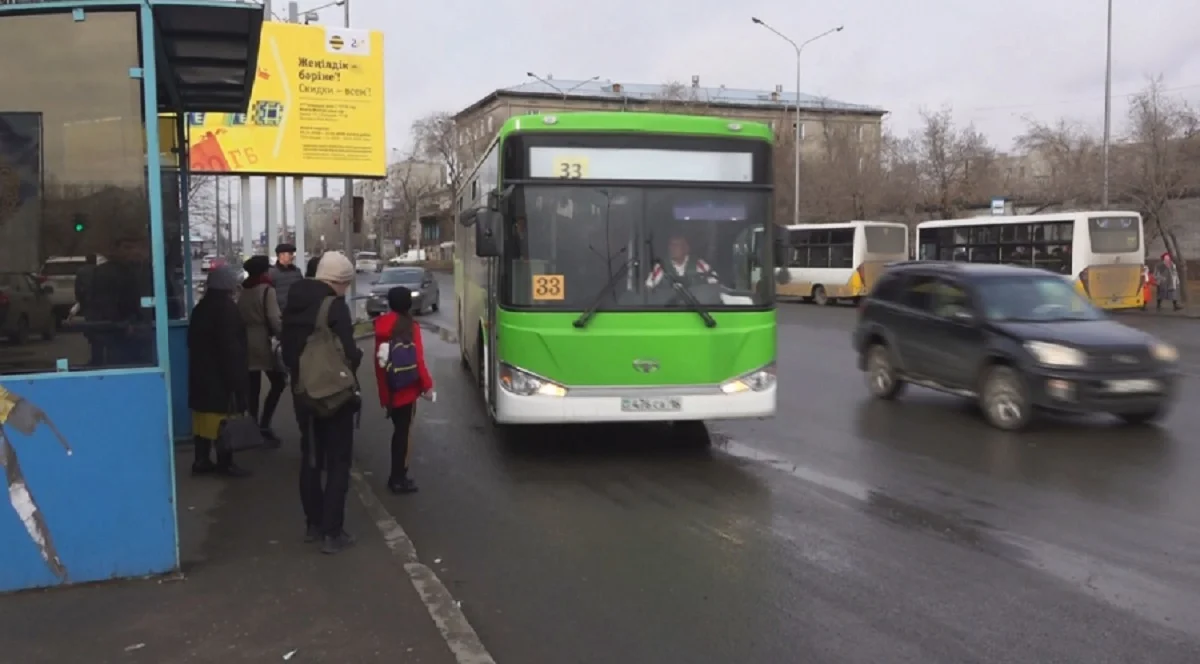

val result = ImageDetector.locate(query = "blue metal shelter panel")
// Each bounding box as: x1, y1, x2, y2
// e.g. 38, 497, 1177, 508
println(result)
0, 372, 175, 592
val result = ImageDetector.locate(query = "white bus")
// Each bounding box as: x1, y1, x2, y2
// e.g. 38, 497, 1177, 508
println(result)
776, 221, 909, 305
915, 211, 1145, 309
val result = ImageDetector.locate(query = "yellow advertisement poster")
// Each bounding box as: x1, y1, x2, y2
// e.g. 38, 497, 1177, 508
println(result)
187, 22, 385, 178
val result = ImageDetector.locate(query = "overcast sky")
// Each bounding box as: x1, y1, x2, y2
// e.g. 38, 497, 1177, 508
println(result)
248, 0, 1200, 236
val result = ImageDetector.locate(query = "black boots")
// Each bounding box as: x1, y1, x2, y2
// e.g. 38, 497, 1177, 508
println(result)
191, 437, 251, 477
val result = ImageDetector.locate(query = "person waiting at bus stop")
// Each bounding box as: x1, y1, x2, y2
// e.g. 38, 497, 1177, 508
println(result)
645, 234, 720, 289
373, 286, 433, 495
280, 251, 362, 554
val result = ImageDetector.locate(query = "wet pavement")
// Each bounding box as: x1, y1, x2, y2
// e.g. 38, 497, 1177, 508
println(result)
356, 294, 1200, 664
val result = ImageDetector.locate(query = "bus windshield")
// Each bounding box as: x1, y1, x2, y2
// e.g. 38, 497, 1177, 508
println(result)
863, 225, 907, 256
1088, 216, 1139, 253
505, 185, 770, 310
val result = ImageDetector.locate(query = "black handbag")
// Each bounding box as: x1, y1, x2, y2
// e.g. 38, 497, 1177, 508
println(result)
215, 398, 265, 453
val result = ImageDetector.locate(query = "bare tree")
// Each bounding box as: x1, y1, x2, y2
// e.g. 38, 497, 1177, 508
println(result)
1014, 118, 1101, 208
387, 154, 444, 251
651, 80, 708, 113
802, 110, 889, 221
911, 107, 997, 218
1114, 76, 1200, 297
412, 111, 485, 201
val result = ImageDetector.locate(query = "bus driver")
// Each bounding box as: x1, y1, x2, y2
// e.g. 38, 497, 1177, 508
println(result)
645, 235, 720, 289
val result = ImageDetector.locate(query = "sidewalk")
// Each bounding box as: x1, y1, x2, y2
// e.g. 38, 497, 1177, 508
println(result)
1113, 305, 1200, 320
0, 398, 459, 663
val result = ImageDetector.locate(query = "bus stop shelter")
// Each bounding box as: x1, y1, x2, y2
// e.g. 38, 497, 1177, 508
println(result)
0, 0, 262, 592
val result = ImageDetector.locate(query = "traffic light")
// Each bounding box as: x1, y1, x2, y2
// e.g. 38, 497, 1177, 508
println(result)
72, 214, 86, 233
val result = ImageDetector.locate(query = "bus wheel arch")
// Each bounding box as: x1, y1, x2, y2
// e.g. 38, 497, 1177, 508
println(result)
812, 285, 829, 306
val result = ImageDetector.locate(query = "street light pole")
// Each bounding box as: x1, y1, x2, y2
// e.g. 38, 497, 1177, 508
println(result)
1101, 0, 1113, 209
751, 18, 843, 224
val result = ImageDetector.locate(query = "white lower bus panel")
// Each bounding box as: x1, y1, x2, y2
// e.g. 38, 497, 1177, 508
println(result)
495, 383, 777, 424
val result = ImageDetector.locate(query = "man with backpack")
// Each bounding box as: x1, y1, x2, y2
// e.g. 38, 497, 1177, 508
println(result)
279, 251, 363, 555
372, 287, 434, 494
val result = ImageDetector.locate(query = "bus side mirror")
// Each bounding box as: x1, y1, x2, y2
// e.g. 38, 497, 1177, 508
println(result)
475, 210, 503, 257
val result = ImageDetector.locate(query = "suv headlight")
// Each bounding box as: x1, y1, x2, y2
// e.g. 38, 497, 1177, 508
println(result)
1150, 342, 1178, 362
720, 362, 776, 394
499, 363, 567, 397
1024, 341, 1086, 367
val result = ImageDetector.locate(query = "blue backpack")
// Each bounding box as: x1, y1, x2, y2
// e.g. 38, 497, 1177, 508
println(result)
385, 324, 420, 393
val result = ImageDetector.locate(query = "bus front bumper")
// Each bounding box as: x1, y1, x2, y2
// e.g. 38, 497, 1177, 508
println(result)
495, 384, 777, 424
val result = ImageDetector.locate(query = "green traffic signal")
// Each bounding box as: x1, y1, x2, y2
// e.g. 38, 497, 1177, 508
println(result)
74, 223, 85, 232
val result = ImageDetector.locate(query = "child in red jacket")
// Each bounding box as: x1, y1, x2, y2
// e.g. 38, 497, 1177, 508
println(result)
373, 287, 434, 494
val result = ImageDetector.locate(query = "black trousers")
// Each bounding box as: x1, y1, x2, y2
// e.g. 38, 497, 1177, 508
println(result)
297, 398, 356, 536
248, 370, 287, 429
388, 403, 416, 482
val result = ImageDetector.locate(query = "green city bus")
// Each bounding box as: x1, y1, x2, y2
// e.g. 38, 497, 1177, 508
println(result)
454, 112, 777, 426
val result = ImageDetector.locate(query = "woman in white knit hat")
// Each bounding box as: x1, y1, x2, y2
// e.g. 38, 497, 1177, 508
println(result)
279, 250, 364, 554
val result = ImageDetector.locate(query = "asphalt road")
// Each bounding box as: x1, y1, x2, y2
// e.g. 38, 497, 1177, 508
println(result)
352, 285, 1200, 664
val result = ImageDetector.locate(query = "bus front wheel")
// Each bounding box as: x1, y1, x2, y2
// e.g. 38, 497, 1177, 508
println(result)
812, 285, 829, 306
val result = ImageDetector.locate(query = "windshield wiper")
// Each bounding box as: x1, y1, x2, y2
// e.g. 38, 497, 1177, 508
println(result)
573, 253, 635, 329
645, 233, 717, 328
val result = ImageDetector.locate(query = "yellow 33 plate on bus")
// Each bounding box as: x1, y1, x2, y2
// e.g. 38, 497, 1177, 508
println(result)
532, 274, 565, 300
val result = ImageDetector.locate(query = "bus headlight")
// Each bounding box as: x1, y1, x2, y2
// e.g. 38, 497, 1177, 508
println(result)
1024, 341, 1086, 367
499, 363, 567, 397
720, 362, 776, 394
1150, 342, 1178, 362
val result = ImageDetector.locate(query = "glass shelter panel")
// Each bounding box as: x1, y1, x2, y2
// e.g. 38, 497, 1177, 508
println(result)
0, 11, 154, 375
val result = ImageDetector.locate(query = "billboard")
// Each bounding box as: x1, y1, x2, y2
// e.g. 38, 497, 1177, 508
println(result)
187, 22, 385, 178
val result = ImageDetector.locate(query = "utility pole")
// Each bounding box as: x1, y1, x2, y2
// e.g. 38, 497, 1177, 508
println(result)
214, 177, 222, 256
1101, 0, 1113, 209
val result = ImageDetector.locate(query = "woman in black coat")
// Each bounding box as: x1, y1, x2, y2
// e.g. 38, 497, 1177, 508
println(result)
188, 266, 252, 477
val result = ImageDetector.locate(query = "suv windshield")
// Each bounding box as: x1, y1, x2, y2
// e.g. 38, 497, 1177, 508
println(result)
976, 274, 1104, 322
505, 185, 771, 310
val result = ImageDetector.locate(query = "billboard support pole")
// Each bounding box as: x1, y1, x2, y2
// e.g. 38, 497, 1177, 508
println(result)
280, 176, 289, 241
294, 177, 306, 267
267, 177, 279, 256
342, 0, 356, 306
241, 178, 253, 257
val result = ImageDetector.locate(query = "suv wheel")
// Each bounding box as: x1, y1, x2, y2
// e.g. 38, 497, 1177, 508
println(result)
980, 366, 1032, 431
812, 285, 829, 306
865, 344, 905, 400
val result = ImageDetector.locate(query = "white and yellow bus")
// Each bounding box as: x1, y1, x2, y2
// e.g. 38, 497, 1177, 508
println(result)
776, 221, 909, 305
915, 211, 1145, 309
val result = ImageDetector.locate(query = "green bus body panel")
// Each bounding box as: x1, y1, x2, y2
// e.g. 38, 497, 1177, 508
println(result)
495, 309, 775, 386
498, 111, 774, 142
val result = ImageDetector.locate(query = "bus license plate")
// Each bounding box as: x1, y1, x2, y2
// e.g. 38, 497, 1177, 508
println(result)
621, 397, 682, 412
1105, 379, 1159, 393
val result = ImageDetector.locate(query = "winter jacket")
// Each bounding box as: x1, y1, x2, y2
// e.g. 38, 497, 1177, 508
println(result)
269, 263, 304, 311
237, 282, 283, 372
279, 278, 362, 393
373, 312, 433, 409
188, 291, 249, 413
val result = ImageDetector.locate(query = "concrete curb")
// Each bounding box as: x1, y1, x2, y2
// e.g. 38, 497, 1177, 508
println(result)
1112, 309, 1200, 321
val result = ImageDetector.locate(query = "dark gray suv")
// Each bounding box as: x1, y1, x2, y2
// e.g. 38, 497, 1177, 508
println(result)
852, 262, 1179, 430
366, 267, 440, 317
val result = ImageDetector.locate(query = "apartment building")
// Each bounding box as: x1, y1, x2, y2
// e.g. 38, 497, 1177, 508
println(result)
452, 76, 887, 166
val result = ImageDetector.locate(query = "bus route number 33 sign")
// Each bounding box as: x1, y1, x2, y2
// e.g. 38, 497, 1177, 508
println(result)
532, 274, 565, 301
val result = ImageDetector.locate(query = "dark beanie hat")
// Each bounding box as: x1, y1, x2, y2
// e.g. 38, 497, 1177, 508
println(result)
387, 286, 413, 313
304, 254, 322, 277
275, 243, 296, 255
243, 255, 271, 277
